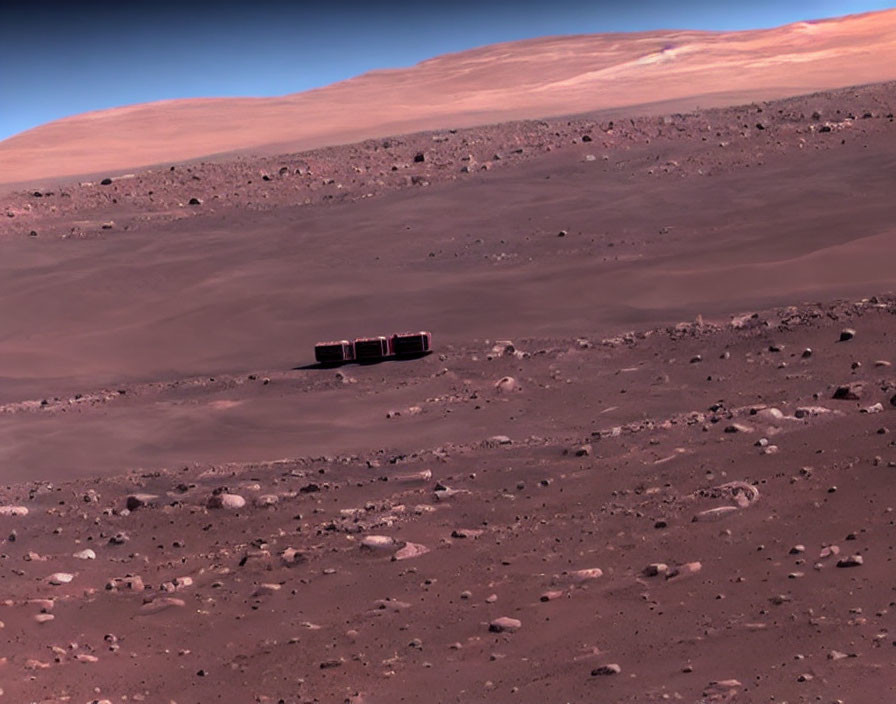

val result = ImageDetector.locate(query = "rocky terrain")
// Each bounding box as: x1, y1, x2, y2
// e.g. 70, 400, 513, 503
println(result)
3, 81, 895, 242
2, 298, 896, 703
1, 80, 896, 703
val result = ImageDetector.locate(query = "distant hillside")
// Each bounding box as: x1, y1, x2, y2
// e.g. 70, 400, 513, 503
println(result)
2, 8, 895, 185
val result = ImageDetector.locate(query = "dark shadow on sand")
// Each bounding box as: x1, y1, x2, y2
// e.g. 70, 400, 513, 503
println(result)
293, 351, 432, 371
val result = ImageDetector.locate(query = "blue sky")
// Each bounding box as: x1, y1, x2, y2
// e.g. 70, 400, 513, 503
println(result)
1, 0, 892, 141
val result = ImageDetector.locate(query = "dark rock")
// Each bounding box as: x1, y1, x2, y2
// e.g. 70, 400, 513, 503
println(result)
591, 663, 621, 676
413, 152, 425, 163
836, 554, 863, 568
832, 383, 863, 400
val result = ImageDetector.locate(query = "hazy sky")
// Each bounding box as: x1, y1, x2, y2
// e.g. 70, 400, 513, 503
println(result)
1, 0, 892, 140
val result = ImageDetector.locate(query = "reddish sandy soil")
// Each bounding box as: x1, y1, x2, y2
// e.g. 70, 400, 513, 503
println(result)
1, 81, 896, 703
2, 8, 896, 185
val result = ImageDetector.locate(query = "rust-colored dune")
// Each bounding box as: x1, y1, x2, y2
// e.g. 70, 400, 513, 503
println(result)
2, 8, 896, 185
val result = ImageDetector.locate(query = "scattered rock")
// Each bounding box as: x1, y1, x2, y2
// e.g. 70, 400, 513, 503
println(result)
280, 547, 305, 566
47, 572, 74, 585
126, 493, 158, 511
451, 528, 484, 539
667, 562, 702, 580
819, 545, 841, 559
394, 469, 432, 484
139, 597, 186, 614
643, 563, 669, 577
836, 554, 863, 568
360, 535, 396, 550
591, 663, 621, 676
832, 383, 863, 400
207, 493, 246, 510
488, 617, 521, 633
393, 542, 429, 561
567, 568, 603, 582
693, 506, 740, 522
574, 444, 592, 457
494, 376, 518, 393
108, 532, 130, 545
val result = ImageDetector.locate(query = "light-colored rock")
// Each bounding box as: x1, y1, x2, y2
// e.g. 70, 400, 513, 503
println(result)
861, 402, 884, 414
568, 568, 603, 582
139, 597, 186, 614
0, 505, 28, 517
33, 613, 55, 624
107, 575, 145, 592
394, 469, 432, 484
47, 572, 74, 585
755, 407, 785, 423
393, 542, 429, 561
254, 494, 279, 507
253, 583, 281, 596
360, 535, 396, 550
794, 406, 833, 418
72, 549, 96, 560
281, 547, 305, 566
207, 493, 246, 509
693, 506, 739, 522
494, 377, 518, 393
667, 561, 702, 580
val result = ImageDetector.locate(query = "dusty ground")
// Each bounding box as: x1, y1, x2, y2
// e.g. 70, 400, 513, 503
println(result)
1, 82, 896, 703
